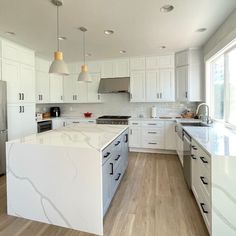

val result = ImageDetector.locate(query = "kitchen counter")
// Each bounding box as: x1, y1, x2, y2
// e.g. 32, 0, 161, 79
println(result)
183, 123, 236, 157
6, 124, 129, 235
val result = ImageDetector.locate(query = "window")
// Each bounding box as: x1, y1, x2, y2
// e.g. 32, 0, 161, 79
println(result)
207, 46, 236, 127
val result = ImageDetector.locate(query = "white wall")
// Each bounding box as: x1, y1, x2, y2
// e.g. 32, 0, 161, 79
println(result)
36, 94, 197, 118
204, 8, 236, 60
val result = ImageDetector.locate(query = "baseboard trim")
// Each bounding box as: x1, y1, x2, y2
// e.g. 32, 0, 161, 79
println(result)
129, 148, 177, 154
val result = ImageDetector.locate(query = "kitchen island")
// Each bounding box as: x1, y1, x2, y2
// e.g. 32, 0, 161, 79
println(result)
6, 124, 129, 236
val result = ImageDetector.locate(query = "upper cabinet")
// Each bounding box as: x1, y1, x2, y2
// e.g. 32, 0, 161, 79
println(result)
130, 70, 146, 102
146, 55, 174, 69
146, 56, 159, 69
101, 59, 129, 78
50, 74, 64, 103
130, 57, 145, 70
175, 49, 204, 102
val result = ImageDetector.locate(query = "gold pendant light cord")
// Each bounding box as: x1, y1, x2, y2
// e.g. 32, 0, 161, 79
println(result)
83, 31, 86, 65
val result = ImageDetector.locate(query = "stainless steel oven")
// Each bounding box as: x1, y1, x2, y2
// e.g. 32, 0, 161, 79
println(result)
37, 120, 52, 133
183, 130, 192, 189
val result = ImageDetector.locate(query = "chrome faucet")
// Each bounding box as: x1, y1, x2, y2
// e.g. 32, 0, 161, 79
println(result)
196, 103, 212, 123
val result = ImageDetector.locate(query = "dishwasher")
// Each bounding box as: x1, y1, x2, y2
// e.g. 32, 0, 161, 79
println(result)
183, 130, 192, 189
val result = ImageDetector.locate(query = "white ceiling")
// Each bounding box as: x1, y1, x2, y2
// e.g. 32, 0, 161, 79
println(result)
0, 0, 236, 62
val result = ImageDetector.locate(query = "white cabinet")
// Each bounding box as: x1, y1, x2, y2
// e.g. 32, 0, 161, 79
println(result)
101, 59, 129, 78
2, 59, 35, 103
63, 74, 79, 103
50, 74, 64, 103
130, 57, 145, 70
87, 73, 102, 103
175, 49, 204, 102
64, 118, 96, 126
176, 131, 183, 166
159, 55, 174, 68
146, 69, 175, 102
146, 56, 159, 69
164, 121, 176, 150
77, 81, 88, 103
52, 118, 64, 130
87, 61, 101, 73
130, 70, 146, 102
35, 58, 50, 103
128, 121, 141, 148
7, 104, 36, 140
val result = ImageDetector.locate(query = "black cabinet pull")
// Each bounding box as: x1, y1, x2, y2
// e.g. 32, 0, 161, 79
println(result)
200, 203, 208, 214
22, 93, 24, 100
200, 176, 208, 185
22, 106, 24, 113
110, 163, 114, 175
148, 131, 157, 134
103, 152, 111, 158
148, 142, 157, 145
41, 95, 43, 100
115, 141, 120, 146
115, 173, 121, 181
191, 154, 196, 160
175, 125, 177, 132
200, 156, 208, 164
192, 145, 197, 150
19, 93, 21, 100
125, 133, 128, 143
19, 106, 22, 113
115, 155, 121, 161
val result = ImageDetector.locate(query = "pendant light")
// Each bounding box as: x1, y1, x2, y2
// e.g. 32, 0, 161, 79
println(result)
78, 27, 92, 82
49, 0, 69, 75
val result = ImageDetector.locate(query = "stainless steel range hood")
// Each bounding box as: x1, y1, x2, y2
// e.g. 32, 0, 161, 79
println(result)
98, 77, 130, 93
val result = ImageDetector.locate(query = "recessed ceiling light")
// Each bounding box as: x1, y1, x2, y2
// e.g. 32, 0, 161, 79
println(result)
5, 31, 16, 36
160, 5, 174, 12
119, 50, 126, 54
160, 46, 166, 49
104, 30, 114, 35
196, 28, 207, 32
85, 53, 92, 57
58, 36, 67, 40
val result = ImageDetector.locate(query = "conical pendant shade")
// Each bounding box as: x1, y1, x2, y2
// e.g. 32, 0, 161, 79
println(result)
49, 51, 69, 75
78, 65, 92, 82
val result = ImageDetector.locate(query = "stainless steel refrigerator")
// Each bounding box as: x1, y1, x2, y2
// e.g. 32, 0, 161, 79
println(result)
0, 81, 7, 175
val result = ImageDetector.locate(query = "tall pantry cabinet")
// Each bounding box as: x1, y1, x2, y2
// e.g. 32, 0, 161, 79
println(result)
1, 40, 36, 140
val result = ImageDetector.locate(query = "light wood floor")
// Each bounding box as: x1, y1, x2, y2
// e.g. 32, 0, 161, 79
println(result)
0, 153, 208, 236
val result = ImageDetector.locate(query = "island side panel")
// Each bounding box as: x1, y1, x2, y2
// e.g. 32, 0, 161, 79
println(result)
212, 156, 236, 236
6, 142, 103, 236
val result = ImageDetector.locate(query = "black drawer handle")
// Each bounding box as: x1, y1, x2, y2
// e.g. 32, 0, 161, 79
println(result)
115, 155, 121, 161
192, 145, 197, 150
104, 152, 111, 158
200, 203, 208, 214
148, 123, 157, 125
115, 141, 120, 146
148, 142, 157, 145
110, 163, 114, 175
191, 154, 196, 160
148, 132, 157, 134
132, 122, 139, 125
200, 176, 208, 185
115, 173, 121, 181
200, 156, 208, 164
125, 133, 128, 143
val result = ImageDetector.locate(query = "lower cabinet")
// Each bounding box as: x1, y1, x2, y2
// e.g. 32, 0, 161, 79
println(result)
7, 103, 37, 140
52, 118, 64, 130
176, 131, 183, 166
63, 118, 96, 126
102, 129, 129, 216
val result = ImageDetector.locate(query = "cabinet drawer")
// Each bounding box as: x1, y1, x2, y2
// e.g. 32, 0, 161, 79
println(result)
142, 128, 164, 137
129, 120, 141, 126
142, 121, 164, 128
199, 162, 211, 197
142, 138, 164, 149
102, 145, 113, 164
198, 150, 211, 170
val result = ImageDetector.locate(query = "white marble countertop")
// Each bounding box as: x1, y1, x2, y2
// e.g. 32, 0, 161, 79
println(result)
8, 124, 128, 151
37, 116, 97, 122
183, 124, 236, 157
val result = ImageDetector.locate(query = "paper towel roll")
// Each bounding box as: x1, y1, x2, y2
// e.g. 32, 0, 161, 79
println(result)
151, 106, 157, 118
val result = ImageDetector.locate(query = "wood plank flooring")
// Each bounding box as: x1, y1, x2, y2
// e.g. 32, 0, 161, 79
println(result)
0, 153, 209, 236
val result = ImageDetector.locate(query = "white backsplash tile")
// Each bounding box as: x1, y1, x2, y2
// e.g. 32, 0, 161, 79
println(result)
36, 94, 197, 118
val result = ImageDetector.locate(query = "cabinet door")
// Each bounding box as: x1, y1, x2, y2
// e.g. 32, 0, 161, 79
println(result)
36, 71, 50, 103
158, 55, 174, 68
164, 121, 176, 150
52, 119, 64, 129
113, 59, 129, 77
2, 41, 19, 62
129, 127, 141, 148
87, 73, 101, 103
130, 70, 146, 102
63, 74, 76, 103
159, 69, 175, 101
2, 59, 20, 103
101, 61, 113, 78
21, 104, 37, 137
20, 64, 35, 103
146, 70, 158, 102
50, 74, 63, 103
191, 150, 200, 201
102, 160, 112, 215
130, 57, 145, 70
88, 61, 101, 73
176, 66, 188, 102
146, 56, 159, 69
175, 51, 188, 67
77, 81, 88, 103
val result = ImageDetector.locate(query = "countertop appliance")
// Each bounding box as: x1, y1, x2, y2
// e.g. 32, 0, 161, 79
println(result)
98, 77, 130, 93
0, 81, 7, 175
183, 130, 192, 189
37, 120, 52, 133
50, 107, 61, 117
96, 116, 131, 125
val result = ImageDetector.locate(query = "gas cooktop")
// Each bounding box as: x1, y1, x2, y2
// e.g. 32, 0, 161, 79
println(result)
96, 115, 131, 125
97, 116, 131, 119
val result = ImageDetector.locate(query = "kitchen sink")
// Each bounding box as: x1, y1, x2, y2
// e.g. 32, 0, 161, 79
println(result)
180, 122, 209, 127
